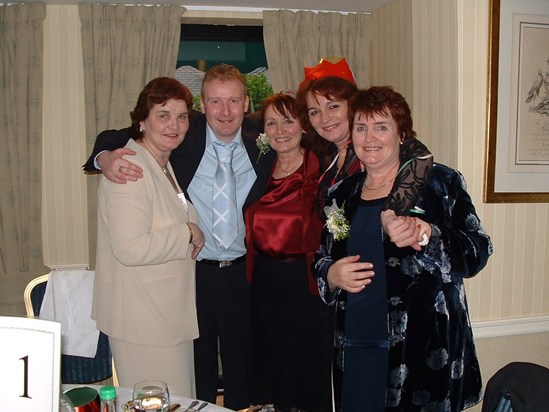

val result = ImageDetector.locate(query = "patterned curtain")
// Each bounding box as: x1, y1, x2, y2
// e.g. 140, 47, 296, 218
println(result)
263, 10, 372, 92
0, 3, 47, 275
79, 4, 185, 267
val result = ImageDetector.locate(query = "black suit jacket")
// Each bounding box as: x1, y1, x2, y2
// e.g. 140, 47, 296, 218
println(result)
83, 111, 275, 208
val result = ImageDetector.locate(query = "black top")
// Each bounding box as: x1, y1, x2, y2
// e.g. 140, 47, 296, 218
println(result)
345, 197, 388, 347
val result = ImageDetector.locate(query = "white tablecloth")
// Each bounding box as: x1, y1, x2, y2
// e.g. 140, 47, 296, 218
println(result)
62, 384, 233, 411
40, 270, 100, 357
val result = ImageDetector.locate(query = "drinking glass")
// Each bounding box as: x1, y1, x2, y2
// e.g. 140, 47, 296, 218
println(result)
59, 392, 75, 412
132, 380, 170, 412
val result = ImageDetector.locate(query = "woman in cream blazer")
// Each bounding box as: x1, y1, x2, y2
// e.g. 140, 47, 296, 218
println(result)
92, 78, 204, 398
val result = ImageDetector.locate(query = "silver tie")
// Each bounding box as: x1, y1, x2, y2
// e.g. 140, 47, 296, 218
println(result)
212, 142, 238, 249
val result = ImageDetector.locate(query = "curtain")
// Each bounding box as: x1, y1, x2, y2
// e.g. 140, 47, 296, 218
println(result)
0, 3, 47, 275
263, 10, 372, 92
79, 4, 185, 267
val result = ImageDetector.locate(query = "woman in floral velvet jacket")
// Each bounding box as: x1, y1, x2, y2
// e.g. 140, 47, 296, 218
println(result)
313, 86, 493, 411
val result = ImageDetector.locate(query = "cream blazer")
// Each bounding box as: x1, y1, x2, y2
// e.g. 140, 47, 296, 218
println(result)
92, 139, 199, 347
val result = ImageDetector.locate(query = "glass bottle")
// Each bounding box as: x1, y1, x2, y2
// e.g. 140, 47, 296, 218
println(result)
99, 385, 117, 412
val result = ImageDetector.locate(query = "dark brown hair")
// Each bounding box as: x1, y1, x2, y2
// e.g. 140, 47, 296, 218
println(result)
262, 93, 299, 121
261, 93, 311, 149
130, 77, 193, 137
349, 86, 416, 141
295, 76, 358, 155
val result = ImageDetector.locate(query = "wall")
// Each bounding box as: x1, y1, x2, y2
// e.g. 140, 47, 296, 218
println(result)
456, 0, 549, 322
42, 5, 88, 270
371, 0, 413, 105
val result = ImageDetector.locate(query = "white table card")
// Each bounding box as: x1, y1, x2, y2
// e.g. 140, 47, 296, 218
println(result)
0, 316, 61, 411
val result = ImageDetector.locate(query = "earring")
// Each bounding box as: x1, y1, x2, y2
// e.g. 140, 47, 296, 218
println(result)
139, 125, 145, 133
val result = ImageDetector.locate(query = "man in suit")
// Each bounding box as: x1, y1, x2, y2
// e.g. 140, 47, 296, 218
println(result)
84, 65, 275, 410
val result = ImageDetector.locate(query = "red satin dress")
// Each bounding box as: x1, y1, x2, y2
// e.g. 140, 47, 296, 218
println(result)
245, 150, 333, 412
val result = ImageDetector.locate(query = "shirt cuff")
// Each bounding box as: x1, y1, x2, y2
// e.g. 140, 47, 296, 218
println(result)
94, 150, 107, 170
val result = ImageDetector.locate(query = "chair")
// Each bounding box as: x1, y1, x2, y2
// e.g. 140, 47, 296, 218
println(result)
23, 273, 117, 385
482, 361, 549, 412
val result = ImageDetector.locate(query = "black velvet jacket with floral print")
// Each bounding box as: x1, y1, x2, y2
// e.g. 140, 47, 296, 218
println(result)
313, 163, 493, 412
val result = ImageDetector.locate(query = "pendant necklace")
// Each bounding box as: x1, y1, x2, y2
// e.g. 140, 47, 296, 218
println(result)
139, 137, 178, 192
277, 150, 303, 177
278, 161, 292, 177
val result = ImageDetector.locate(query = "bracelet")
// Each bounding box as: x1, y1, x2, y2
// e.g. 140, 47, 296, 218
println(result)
187, 224, 193, 244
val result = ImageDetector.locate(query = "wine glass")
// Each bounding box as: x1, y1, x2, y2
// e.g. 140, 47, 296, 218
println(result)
132, 379, 170, 412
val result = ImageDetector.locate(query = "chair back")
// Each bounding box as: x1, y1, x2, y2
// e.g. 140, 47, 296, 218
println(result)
23, 272, 113, 384
1, 316, 62, 411
482, 361, 549, 412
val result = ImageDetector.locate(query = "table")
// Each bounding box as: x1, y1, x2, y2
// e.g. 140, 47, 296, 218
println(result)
62, 384, 233, 412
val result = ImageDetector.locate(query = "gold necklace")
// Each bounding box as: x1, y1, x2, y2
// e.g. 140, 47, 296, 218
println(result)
278, 161, 293, 176
364, 176, 396, 191
277, 151, 303, 177
140, 138, 171, 177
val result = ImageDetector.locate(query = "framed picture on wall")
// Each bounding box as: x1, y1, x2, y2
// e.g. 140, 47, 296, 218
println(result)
484, 0, 549, 203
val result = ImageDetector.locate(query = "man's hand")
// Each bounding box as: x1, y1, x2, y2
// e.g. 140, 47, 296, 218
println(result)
97, 148, 143, 183
187, 222, 205, 260
327, 255, 375, 294
382, 210, 431, 251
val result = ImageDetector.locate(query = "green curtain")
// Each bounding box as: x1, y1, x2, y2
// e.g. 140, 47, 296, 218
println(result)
0, 3, 47, 275
263, 10, 372, 92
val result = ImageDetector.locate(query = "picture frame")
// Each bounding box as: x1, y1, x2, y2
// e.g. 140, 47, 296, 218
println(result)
484, 0, 549, 203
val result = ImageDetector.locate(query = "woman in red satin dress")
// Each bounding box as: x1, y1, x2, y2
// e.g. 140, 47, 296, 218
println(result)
245, 93, 331, 412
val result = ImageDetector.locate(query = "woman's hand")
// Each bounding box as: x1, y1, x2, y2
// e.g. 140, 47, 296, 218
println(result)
327, 255, 375, 294
382, 210, 431, 251
97, 148, 143, 183
187, 222, 205, 259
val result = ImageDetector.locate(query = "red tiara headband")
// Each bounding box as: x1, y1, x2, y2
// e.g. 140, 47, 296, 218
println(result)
303, 57, 356, 86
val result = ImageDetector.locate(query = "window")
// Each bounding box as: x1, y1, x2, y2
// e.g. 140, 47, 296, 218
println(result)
175, 24, 273, 111
177, 24, 267, 73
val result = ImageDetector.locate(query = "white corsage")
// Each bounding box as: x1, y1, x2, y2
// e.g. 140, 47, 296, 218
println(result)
255, 133, 271, 163
324, 199, 351, 241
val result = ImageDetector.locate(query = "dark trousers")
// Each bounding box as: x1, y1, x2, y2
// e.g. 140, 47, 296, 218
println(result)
194, 260, 252, 411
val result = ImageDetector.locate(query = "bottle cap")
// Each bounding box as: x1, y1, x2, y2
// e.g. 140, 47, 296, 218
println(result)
99, 385, 117, 400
